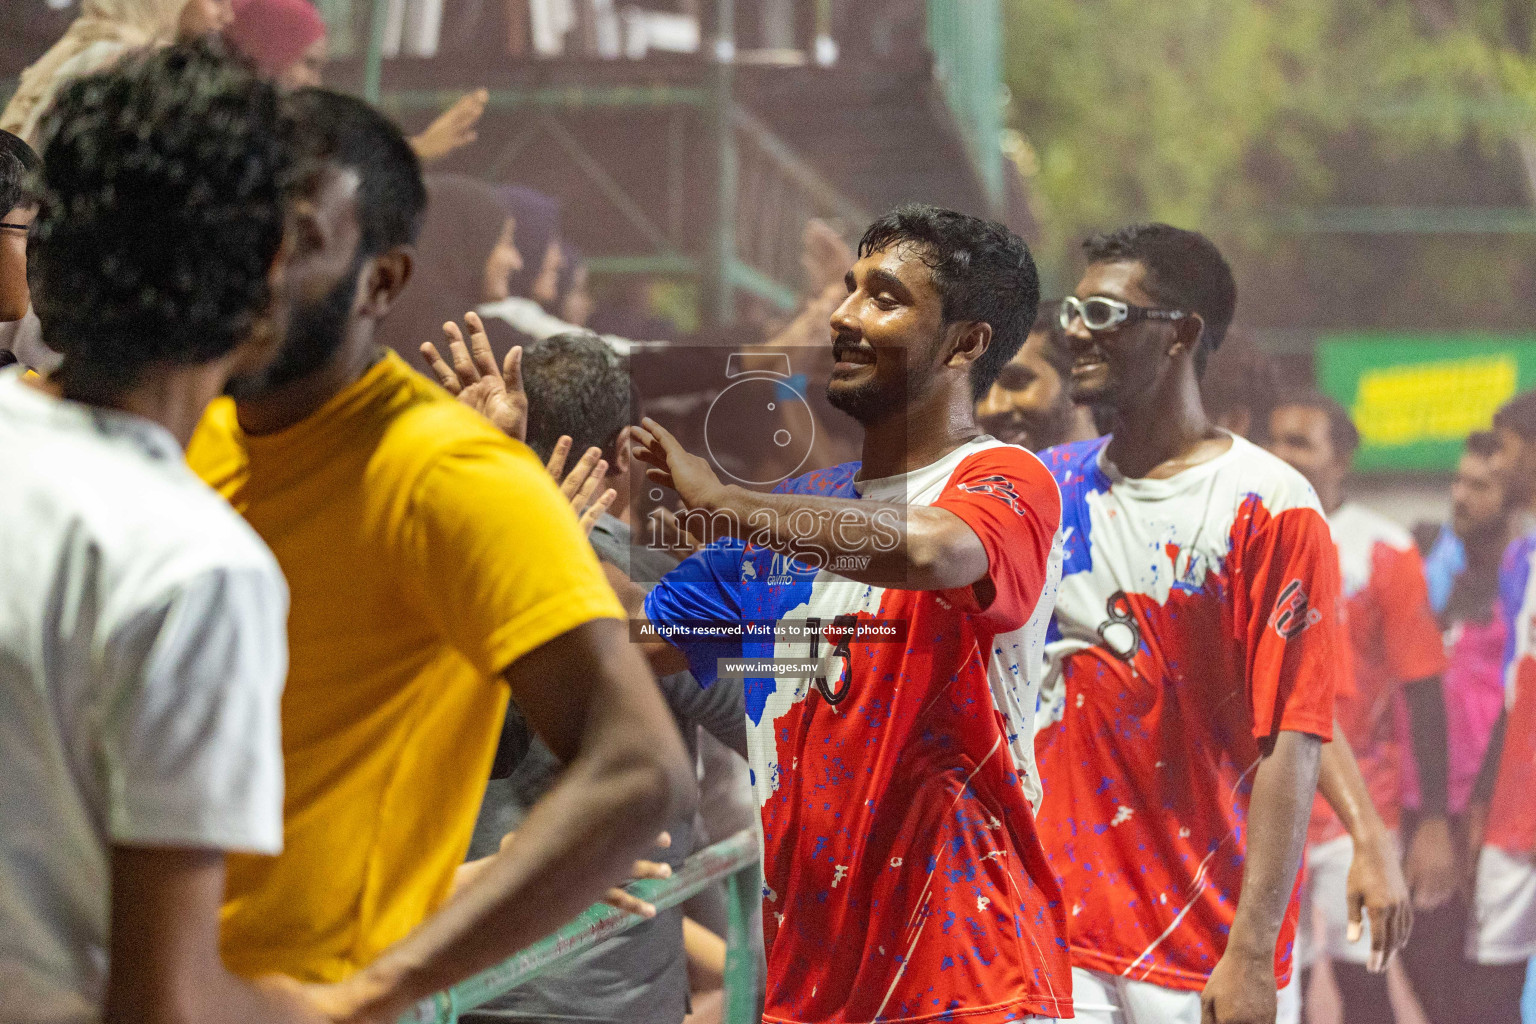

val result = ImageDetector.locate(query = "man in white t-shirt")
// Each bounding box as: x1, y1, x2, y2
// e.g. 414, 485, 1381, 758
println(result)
0, 41, 328, 1024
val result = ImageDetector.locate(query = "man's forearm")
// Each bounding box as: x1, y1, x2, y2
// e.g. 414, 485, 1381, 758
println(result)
338, 637, 694, 1020
1229, 730, 1321, 960
692, 486, 986, 590
1404, 677, 1449, 817
1318, 726, 1391, 843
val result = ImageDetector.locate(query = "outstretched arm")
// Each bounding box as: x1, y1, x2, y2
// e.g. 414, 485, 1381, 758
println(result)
1202, 730, 1321, 1024
630, 417, 989, 591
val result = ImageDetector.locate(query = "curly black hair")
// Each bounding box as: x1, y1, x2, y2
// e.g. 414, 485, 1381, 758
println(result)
1082, 223, 1237, 377
0, 130, 41, 214
858, 204, 1040, 401
29, 40, 292, 402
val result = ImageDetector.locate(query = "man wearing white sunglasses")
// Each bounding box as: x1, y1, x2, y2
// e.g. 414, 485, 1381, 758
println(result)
1031, 224, 1374, 1024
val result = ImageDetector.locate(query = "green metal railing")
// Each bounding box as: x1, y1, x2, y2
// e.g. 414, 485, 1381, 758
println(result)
397, 830, 762, 1024
926, 0, 1006, 217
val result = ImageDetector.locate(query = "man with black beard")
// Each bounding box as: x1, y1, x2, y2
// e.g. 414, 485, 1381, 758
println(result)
624, 205, 1076, 1023
188, 89, 695, 1021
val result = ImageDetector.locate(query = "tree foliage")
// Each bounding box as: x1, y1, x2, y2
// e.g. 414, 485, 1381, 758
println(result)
1003, 0, 1536, 304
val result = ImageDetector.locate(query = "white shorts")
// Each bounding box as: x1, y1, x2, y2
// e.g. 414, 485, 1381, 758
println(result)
1296, 832, 1397, 967
1068, 966, 1300, 1024
1467, 845, 1536, 965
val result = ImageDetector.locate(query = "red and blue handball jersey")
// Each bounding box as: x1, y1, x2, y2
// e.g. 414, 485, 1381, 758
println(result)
1307, 503, 1445, 845
644, 437, 1073, 1024
1490, 535, 1536, 856
1033, 435, 1344, 992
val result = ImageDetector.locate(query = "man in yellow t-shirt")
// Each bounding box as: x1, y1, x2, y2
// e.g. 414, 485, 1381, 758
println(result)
188, 89, 693, 1021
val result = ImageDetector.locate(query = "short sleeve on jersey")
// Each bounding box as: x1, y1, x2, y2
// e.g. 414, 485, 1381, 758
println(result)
1232, 503, 1344, 741
1377, 545, 1448, 685
644, 539, 748, 687
930, 446, 1062, 631
403, 442, 625, 679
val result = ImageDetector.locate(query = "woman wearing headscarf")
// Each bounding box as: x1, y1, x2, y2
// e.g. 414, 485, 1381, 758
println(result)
378, 173, 525, 371
477, 188, 643, 356
224, 0, 326, 88
223, 0, 488, 161
498, 184, 562, 305
1, 0, 233, 146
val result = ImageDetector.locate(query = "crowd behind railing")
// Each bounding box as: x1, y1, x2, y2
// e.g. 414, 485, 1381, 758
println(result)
3, 7, 1536, 1024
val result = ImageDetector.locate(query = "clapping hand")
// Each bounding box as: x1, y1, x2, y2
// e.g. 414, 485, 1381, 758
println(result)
545, 435, 618, 536
422, 312, 527, 441
423, 320, 617, 534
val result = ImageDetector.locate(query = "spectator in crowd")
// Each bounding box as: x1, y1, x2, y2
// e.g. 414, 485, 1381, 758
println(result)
501, 183, 563, 306
1266, 390, 1454, 1024
975, 303, 1097, 451
1394, 429, 1520, 1022
424, 328, 751, 1024
1492, 389, 1536, 528
1200, 328, 1280, 443
0, 41, 327, 1024
186, 87, 694, 1017
558, 244, 596, 327
1, 0, 233, 146
378, 172, 525, 370
1414, 391, 1536, 636
0, 130, 40, 328
226, 0, 325, 88
223, 0, 488, 162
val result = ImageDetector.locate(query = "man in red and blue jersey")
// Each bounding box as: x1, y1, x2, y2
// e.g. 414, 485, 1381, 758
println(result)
627, 205, 1073, 1023
1034, 225, 1349, 1024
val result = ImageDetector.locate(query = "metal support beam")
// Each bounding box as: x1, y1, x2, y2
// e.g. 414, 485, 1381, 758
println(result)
364, 0, 389, 103
703, 0, 738, 329
538, 115, 679, 255
372, 85, 710, 113
1273, 207, 1536, 234
396, 831, 762, 1023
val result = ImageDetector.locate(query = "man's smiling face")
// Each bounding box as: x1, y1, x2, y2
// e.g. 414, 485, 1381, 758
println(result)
1063, 259, 1174, 411
825, 243, 944, 424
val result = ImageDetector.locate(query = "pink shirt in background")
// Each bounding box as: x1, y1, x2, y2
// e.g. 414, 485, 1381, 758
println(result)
1399, 614, 1507, 815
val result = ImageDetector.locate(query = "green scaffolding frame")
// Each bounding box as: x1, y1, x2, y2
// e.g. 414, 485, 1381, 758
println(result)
396, 830, 763, 1024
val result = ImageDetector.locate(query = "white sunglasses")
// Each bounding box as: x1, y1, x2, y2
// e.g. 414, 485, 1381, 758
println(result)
1059, 295, 1189, 333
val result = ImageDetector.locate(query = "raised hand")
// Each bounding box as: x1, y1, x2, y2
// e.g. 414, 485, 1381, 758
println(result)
420, 311, 527, 441
630, 416, 725, 512
408, 88, 488, 163
546, 436, 617, 535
